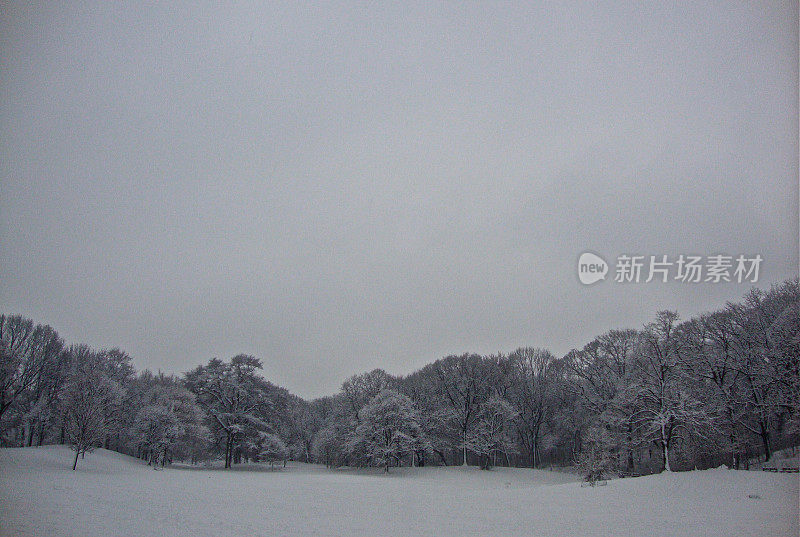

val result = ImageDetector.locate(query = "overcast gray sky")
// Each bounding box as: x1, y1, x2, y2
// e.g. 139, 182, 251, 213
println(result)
1, 2, 797, 398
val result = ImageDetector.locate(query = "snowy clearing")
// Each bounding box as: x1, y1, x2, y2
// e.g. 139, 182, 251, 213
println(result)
0, 446, 797, 537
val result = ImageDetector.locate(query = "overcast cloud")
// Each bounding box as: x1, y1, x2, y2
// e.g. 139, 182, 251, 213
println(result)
1, 2, 797, 398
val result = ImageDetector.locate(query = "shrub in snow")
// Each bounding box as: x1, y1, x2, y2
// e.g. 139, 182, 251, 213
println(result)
575, 426, 615, 485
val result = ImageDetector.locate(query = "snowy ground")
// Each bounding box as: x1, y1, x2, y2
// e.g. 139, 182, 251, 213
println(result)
0, 446, 797, 537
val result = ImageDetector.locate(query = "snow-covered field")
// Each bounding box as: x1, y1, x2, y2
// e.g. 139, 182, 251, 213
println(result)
0, 446, 797, 537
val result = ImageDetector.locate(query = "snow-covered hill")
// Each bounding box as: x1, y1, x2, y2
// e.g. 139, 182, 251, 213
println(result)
1, 446, 797, 537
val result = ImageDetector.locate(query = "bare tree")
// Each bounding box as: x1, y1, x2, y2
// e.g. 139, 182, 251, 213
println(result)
565, 329, 638, 470
431, 354, 494, 466
625, 311, 714, 472
679, 312, 750, 467
0, 316, 64, 436
724, 282, 800, 461
508, 348, 559, 468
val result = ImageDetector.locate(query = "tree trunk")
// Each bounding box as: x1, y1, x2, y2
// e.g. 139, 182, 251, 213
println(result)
660, 423, 671, 472
626, 423, 634, 471
759, 422, 772, 462
72, 450, 79, 470
223, 433, 233, 469
23, 420, 32, 447
462, 429, 468, 466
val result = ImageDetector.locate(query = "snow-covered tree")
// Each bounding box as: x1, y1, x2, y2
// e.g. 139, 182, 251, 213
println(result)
61, 347, 114, 470
254, 432, 287, 469
347, 389, 425, 472
123, 376, 207, 465
184, 355, 276, 468
131, 404, 183, 466
311, 425, 339, 468
466, 395, 517, 469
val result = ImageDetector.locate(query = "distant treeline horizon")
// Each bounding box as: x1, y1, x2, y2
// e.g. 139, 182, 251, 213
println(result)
1, 278, 797, 475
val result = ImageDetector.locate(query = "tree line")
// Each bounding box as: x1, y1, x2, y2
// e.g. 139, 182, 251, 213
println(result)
1, 279, 797, 475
